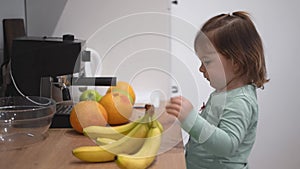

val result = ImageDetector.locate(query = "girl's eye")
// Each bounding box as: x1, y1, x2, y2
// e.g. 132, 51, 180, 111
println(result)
203, 60, 211, 65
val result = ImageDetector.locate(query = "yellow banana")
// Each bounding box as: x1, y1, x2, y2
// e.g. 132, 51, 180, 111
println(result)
72, 146, 115, 162
115, 125, 162, 169
152, 119, 163, 132
95, 120, 158, 145
72, 123, 149, 162
95, 121, 161, 145
83, 113, 150, 140
96, 137, 117, 145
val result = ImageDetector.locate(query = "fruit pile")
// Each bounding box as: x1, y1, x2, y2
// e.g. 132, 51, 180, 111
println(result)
72, 104, 163, 169
70, 81, 136, 133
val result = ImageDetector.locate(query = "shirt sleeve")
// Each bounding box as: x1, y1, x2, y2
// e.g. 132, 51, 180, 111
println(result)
181, 97, 253, 157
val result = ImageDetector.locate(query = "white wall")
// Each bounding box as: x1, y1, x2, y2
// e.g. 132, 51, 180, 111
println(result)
26, 0, 172, 103
171, 0, 300, 168
25, 0, 67, 37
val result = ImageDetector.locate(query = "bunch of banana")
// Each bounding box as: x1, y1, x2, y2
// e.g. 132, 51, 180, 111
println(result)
83, 113, 150, 141
72, 121, 150, 162
115, 120, 163, 169
72, 104, 164, 169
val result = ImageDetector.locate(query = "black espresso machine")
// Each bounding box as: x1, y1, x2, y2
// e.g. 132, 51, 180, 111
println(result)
6, 35, 116, 128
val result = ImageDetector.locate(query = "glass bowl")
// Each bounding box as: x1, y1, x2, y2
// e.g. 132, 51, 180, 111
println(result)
0, 96, 56, 151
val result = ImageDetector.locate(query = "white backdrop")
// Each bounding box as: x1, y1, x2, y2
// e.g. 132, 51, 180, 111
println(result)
171, 0, 300, 168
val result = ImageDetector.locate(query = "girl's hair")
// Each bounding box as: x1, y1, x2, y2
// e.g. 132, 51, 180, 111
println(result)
194, 11, 269, 88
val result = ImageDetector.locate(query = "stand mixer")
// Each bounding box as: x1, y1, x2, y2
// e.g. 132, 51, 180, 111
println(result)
6, 34, 116, 128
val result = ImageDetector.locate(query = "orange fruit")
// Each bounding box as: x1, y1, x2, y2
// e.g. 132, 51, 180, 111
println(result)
99, 91, 133, 125
106, 81, 136, 104
70, 101, 108, 133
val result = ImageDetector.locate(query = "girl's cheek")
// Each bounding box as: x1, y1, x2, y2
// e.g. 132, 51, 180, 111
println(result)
207, 72, 223, 87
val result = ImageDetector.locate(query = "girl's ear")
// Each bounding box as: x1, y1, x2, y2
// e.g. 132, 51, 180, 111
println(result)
232, 60, 240, 73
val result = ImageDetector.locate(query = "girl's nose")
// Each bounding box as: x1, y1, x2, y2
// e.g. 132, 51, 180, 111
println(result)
199, 63, 205, 73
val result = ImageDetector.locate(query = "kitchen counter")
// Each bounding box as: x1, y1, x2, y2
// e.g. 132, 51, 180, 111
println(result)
0, 108, 186, 169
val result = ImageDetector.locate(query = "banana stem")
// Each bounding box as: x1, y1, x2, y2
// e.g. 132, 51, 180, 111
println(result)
145, 104, 155, 117
144, 104, 155, 127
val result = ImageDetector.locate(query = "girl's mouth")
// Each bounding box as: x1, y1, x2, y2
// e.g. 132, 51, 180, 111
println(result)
203, 74, 209, 81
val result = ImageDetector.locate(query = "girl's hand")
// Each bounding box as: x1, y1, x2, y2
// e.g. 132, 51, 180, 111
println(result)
165, 96, 193, 122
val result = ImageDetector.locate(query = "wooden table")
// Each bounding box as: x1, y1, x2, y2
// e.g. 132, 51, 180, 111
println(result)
0, 109, 186, 169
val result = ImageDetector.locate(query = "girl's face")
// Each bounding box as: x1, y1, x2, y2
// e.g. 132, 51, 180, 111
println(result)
196, 43, 237, 92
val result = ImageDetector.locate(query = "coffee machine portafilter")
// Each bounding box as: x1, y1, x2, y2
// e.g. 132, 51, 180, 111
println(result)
8, 35, 116, 128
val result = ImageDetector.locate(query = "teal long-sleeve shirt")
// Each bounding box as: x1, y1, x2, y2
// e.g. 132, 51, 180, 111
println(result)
181, 85, 258, 169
